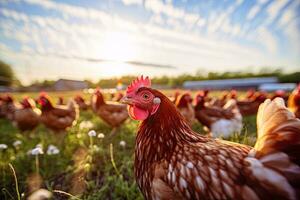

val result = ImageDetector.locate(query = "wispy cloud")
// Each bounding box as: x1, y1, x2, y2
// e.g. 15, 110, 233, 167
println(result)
266, 0, 290, 24
247, 1, 265, 20
122, 0, 143, 6
257, 26, 278, 53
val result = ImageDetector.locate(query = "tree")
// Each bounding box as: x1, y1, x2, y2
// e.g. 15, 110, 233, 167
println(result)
279, 72, 300, 83
0, 60, 15, 86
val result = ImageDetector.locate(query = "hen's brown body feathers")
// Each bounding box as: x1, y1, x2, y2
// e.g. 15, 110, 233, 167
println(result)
236, 93, 267, 116
195, 104, 235, 127
39, 97, 78, 131
13, 98, 41, 131
0, 97, 5, 118
194, 94, 242, 138
288, 86, 300, 119
0, 95, 17, 120
91, 89, 128, 127
74, 95, 90, 110
132, 88, 300, 200
175, 93, 195, 126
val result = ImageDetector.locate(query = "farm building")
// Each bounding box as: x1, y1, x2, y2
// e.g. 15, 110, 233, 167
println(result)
0, 86, 13, 92
53, 79, 88, 91
183, 77, 278, 90
259, 83, 296, 91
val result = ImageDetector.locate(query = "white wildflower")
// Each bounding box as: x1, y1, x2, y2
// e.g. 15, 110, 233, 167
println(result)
36, 143, 43, 149
47, 145, 60, 155
93, 145, 100, 152
13, 140, 22, 147
28, 188, 52, 200
30, 147, 44, 155
98, 133, 105, 139
119, 140, 126, 147
88, 130, 97, 137
0, 144, 8, 150
79, 121, 94, 129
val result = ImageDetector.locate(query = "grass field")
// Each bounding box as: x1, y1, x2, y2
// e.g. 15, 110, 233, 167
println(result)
0, 91, 257, 200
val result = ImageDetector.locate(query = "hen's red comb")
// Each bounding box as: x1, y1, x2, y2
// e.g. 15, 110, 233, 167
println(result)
196, 91, 205, 97
39, 92, 48, 97
126, 75, 151, 93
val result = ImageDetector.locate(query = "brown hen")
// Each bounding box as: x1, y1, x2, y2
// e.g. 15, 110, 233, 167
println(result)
233, 91, 267, 116
0, 95, 6, 118
112, 92, 124, 102
91, 88, 128, 134
121, 76, 300, 200
209, 91, 228, 107
0, 94, 17, 120
57, 96, 65, 105
12, 97, 41, 131
271, 90, 289, 103
38, 94, 79, 132
194, 92, 242, 138
175, 93, 195, 126
74, 95, 90, 110
288, 84, 300, 118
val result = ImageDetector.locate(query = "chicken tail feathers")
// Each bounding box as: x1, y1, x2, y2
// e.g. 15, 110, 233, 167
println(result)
223, 99, 237, 110
244, 98, 300, 199
255, 97, 300, 159
66, 99, 75, 110
67, 100, 79, 120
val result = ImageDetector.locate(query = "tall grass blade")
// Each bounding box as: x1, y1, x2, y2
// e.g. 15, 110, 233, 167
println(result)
8, 163, 20, 200
110, 143, 121, 177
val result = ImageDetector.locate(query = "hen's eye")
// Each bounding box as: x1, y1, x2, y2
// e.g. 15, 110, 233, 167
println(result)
143, 94, 149, 99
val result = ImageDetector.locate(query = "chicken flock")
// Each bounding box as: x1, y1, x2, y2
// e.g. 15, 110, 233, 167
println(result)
0, 89, 129, 133
0, 83, 298, 136
0, 77, 299, 199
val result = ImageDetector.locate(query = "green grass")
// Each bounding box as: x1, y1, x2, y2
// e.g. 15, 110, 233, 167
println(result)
0, 91, 257, 200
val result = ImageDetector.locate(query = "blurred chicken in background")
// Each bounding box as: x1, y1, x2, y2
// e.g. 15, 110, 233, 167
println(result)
74, 95, 90, 110
288, 84, 300, 118
38, 93, 78, 132
91, 88, 128, 135
194, 92, 242, 138
12, 97, 41, 131
175, 92, 195, 126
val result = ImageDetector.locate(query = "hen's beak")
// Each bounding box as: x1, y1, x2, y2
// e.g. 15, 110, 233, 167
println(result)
120, 96, 133, 105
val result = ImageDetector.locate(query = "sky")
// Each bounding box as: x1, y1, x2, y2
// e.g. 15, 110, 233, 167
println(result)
0, 0, 299, 85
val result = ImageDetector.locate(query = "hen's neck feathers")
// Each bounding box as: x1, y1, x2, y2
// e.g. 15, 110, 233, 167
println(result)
136, 90, 208, 164
195, 100, 205, 110
41, 98, 54, 111
95, 93, 106, 109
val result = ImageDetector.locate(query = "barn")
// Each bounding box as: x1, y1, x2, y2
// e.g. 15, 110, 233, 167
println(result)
53, 79, 88, 91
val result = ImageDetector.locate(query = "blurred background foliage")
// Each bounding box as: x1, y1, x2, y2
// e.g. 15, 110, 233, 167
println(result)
0, 60, 20, 86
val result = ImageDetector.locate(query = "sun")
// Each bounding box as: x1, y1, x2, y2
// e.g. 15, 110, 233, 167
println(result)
100, 31, 138, 62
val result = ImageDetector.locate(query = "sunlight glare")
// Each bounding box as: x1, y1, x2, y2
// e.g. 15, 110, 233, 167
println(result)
98, 61, 135, 77
100, 31, 138, 62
